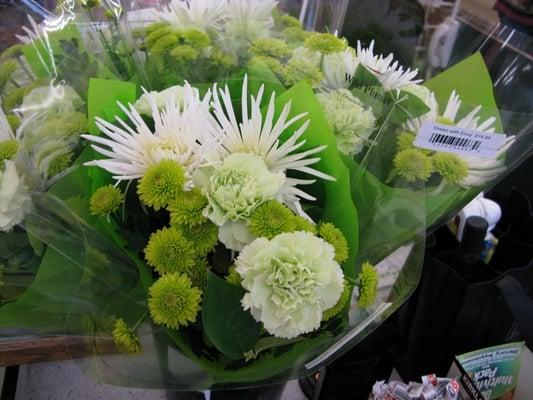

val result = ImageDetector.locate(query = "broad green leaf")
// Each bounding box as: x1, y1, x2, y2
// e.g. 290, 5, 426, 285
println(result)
274, 81, 359, 278
202, 272, 261, 360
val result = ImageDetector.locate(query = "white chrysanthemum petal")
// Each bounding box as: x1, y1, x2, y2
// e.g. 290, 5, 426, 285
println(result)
82, 83, 219, 184
0, 161, 32, 232
152, 0, 227, 31
225, 0, 277, 43
211, 75, 333, 213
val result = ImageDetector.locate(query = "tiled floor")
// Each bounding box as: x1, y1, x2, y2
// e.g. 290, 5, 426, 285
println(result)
14, 360, 306, 400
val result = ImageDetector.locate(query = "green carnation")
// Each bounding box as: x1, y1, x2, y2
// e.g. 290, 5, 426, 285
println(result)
304, 33, 347, 54
393, 149, 433, 182
145, 227, 196, 275
432, 152, 469, 185
249, 200, 295, 239
170, 45, 200, 63
168, 188, 207, 226
323, 280, 351, 321
178, 220, 218, 257
137, 159, 186, 210
90, 185, 123, 216
181, 29, 211, 49
318, 222, 349, 263
112, 318, 142, 355
0, 140, 19, 168
146, 26, 174, 48
250, 38, 292, 59
358, 262, 378, 308
148, 273, 202, 329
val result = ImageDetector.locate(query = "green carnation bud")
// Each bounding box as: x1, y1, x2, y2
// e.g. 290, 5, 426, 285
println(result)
0, 140, 18, 168
144, 227, 196, 275
358, 262, 378, 308
148, 273, 202, 329
432, 152, 469, 185
249, 200, 295, 239
168, 188, 207, 227
137, 160, 186, 210
323, 280, 351, 321
318, 222, 349, 263
112, 318, 142, 355
304, 32, 347, 54
250, 38, 292, 59
90, 185, 123, 216
393, 149, 433, 182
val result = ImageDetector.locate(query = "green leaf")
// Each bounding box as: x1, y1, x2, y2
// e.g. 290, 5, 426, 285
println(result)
273, 81, 359, 278
349, 64, 385, 115
87, 78, 137, 135
385, 89, 430, 125
202, 272, 261, 360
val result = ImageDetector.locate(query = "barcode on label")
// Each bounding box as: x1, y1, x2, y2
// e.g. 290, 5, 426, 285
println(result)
428, 132, 482, 151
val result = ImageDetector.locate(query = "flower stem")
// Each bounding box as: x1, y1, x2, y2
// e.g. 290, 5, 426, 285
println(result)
132, 310, 149, 331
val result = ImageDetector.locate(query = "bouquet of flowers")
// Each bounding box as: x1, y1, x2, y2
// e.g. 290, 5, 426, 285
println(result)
0, 0, 531, 388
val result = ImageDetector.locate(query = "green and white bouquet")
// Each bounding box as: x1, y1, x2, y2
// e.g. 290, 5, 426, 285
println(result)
0, 0, 530, 388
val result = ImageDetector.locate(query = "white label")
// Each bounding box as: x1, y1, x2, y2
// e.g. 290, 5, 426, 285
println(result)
414, 121, 507, 159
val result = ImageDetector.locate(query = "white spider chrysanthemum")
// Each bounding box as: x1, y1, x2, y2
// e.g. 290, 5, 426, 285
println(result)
210, 75, 333, 216
322, 48, 359, 90
82, 83, 219, 185
356, 41, 421, 91
152, 0, 227, 32
225, 0, 277, 44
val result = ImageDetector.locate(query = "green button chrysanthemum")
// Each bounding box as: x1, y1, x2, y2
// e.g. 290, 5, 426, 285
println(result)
274, 14, 302, 30
393, 149, 433, 182
432, 152, 469, 185
0, 140, 18, 168
249, 200, 295, 239
226, 265, 242, 286
90, 185, 123, 216
304, 32, 347, 55
250, 38, 292, 59
148, 273, 202, 329
281, 27, 310, 42
323, 280, 352, 321
137, 159, 186, 210
178, 220, 218, 258
145, 227, 196, 275
181, 29, 211, 49
112, 318, 142, 355
40, 112, 87, 139
292, 215, 317, 234
168, 188, 207, 227
248, 56, 285, 76
170, 45, 200, 63
0, 60, 17, 87
396, 131, 416, 151
187, 258, 209, 290
358, 262, 378, 309
6, 114, 20, 131
318, 222, 349, 263
283, 58, 324, 87
47, 151, 74, 178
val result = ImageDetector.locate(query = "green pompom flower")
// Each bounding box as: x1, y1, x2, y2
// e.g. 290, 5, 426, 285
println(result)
144, 227, 196, 275
148, 273, 202, 329
281, 27, 310, 42
6, 114, 20, 131
248, 56, 285, 76
226, 265, 242, 286
39, 112, 87, 139
146, 26, 174, 48
304, 33, 347, 54
292, 215, 317, 234
187, 258, 209, 290
283, 58, 324, 86
168, 188, 207, 227
358, 262, 378, 308
178, 221, 218, 257
181, 29, 211, 49
249, 200, 296, 239
112, 318, 142, 355
137, 159, 186, 210
323, 280, 351, 321
432, 152, 469, 185
0, 60, 17, 87
250, 38, 292, 59
170, 45, 200, 63
274, 14, 302, 30
396, 131, 416, 151
47, 151, 73, 178
0, 140, 19, 168
393, 149, 433, 182
318, 222, 349, 263
145, 22, 168, 36
90, 185, 123, 216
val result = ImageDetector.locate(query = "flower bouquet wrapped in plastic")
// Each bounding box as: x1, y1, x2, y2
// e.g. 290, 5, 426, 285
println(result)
0, 0, 531, 389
